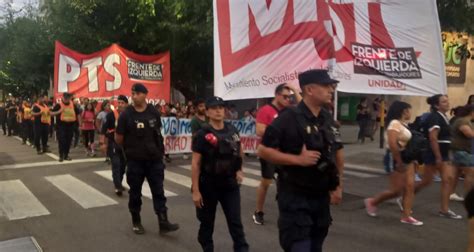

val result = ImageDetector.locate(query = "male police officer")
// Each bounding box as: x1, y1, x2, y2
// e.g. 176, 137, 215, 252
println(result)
258, 69, 344, 252
115, 83, 179, 235
191, 96, 249, 252
50, 93, 81, 162
101, 95, 128, 196
31, 96, 51, 154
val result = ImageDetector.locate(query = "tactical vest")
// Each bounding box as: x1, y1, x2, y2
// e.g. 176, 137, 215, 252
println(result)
35, 103, 51, 125
201, 123, 242, 178
278, 107, 340, 195
60, 102, 76, 122
23, 106, 32, 120
123, 104, 164, 160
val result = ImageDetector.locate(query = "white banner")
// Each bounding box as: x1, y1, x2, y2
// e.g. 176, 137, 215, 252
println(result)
214, 0, 447, 99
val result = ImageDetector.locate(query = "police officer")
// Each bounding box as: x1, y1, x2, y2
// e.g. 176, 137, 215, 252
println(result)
101, 95, 128, 196
50, 93, 81, 162
115, 83, 179, 235
191, 96, 249, 252
258, 69, 344, 252
31, 96, 51, 154
6, 96, 18, 136
20, 100, 34, 145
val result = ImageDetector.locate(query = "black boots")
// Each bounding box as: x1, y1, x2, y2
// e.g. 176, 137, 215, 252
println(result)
158, 211, 179, 234
131, 212, 145, 234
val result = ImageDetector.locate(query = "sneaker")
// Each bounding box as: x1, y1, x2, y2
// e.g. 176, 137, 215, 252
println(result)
132, 223, 145, 234
439, 209, 462, 220
115, 188, 123, 197
364, 198, 377, 217
59, 157, 64, 162
396, 197, 404, 212
37, 150, 43, 155
414, 173, 422, 182
449, 193, 464, 202
433, 175, 442, 182
400, 216, 423, 226
253, 211, 264, 225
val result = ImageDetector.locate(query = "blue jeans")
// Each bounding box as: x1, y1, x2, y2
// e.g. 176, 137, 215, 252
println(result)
127, 159, 167, 214
196, 180, 248, 252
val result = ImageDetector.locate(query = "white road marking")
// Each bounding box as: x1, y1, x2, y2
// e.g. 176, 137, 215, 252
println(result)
178, 165, 260, 187
0, 158, 105, 170
45, 174, 118, 209
94, 170, 177, 197
343, 170, 378, 178
165, 170, 192, 188
0, 180, 50, 220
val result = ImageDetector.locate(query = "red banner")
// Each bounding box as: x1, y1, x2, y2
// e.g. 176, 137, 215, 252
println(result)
54, 41, 170, 103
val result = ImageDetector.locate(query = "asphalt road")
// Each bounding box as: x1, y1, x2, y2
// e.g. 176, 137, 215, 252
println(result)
0, 134, 469, 252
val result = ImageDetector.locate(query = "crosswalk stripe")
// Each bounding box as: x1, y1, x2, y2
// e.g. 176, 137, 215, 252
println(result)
177, 165, 261, 187
94, 170, 177, 197
165, 170, 192, 188
45, 174, 118, 209
343, 170, 378, 178
0, 180, 50, 220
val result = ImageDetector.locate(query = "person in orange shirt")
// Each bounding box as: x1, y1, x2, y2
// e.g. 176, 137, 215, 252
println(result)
50, 93, 81, 162
20, 100, 34, 145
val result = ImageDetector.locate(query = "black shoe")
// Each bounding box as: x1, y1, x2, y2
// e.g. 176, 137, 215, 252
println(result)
115, 188, 123, 197
64, 156, 72, 161
59, 157, 64, 162
253, 211, 264, 225
43, 148, 51, 153
37, 150, 43, 155
131, 212, 145, 234
158, 212, 179, 234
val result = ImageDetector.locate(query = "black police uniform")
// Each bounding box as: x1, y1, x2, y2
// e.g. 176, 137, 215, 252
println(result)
192, 122, 249, 252
102, 110, 126, 192
32, 103, 50, 153
6, 101, 18, 136
261, 101, 342, 252
116, 103, 178, 233
0, 105, 6, 135
51, 101, 80, 160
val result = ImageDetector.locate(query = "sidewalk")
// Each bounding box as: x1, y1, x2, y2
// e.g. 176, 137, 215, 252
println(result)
339, 124, 386, 173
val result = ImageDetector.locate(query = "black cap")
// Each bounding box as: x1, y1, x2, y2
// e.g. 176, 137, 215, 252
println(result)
298, 69, 339, 88
63, 92, 73, 99
117, 95, 128, 104
206, 96, 225, 108
131, 83, 148, 94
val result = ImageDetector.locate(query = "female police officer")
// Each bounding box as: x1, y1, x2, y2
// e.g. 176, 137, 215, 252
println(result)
115, 83, 179, 235
258, 69, 344, 252
191, 96, 249, 252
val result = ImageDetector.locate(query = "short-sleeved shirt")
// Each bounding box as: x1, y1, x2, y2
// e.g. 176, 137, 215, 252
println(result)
256, 104, 279, 126
385, 120, 412, 150
423, 111, 451, 143
96, 111, 108, 130
451, 117, 473, 152
51, 102, 81, 126
81, 111, 95, 130
190, 116, 207, 136
261, 102, 343, 195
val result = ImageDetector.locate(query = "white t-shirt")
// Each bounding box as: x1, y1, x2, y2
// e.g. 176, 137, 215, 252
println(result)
385, 119, 412, 150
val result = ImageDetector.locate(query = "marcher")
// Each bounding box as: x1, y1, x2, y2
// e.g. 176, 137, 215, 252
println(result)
253, 84, 296, 225
190, 98, 207, 138
0, 102, 6, 135
191, 96, 249, 252
20, 101, 34, 145
258, 69, 344, 252
414, 94, 462, 219
81, 103, 96, 157
115, 83, 179, 234
101, 95, 128, 196
364, 101, 423, 226
356, 97, 371, 143
50, 93, 81, 162
31, 96, 51, 154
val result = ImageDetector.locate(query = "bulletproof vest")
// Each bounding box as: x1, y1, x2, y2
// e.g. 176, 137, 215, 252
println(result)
123, 105, 164, 160
279, 107, 340, 194
201, 123, 242, 178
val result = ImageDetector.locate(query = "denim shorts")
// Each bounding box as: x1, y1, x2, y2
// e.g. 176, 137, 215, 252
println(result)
452, 151, 474, 167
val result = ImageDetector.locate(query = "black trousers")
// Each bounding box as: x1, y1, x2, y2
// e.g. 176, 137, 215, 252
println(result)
73, 123, 80, 147
196, 180, 249, 252
21, 120, 34, 143
109, 145, 126, 189
1, 119, 6, 134
277, 191, 331, 252
127, 159, 167, 214
34, 123, 49, 151
57, 124, 74, 158
82, 130, 95, 149
7, 117, 16, 135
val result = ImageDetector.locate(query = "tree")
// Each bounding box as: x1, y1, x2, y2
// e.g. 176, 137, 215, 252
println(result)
437, 0, 474, 33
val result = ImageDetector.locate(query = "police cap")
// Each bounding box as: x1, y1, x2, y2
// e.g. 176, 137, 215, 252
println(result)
298, 69, 339, 88
206, 96, 225, 108
131, 83, 148, 94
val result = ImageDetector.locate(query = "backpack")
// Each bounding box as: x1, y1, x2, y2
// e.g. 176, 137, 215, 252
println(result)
401, 124, 428, 164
